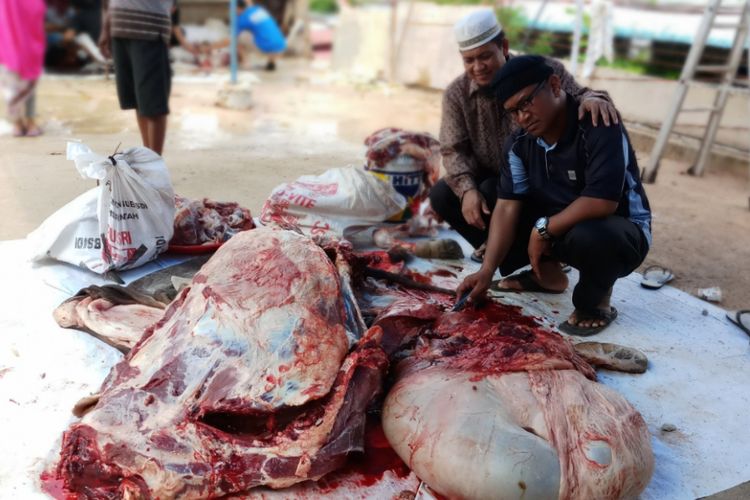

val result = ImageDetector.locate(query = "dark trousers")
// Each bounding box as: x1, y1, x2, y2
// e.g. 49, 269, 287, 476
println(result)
501, 208, 649, 312
429, 177, 497, 249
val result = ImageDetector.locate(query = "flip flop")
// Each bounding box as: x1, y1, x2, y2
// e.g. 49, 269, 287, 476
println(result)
491, 269, 565, 294
641, 265, 674, 289
470, 243, 486, 263
559, 307, 618, 337
726, 310, 750, 337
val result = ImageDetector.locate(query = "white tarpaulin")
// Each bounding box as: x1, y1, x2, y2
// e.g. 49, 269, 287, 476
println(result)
1, 234, 749, 498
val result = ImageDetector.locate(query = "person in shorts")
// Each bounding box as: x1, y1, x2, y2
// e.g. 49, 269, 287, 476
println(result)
99, 0, 173, 155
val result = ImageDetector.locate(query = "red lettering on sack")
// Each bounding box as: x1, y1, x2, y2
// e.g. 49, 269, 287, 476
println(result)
288, 194, 316, 208
290, 181, 338, 196
105, 247, 136, 266
275, 199, 290, 213
108, 228, 133, 245
310, 221, 331, 235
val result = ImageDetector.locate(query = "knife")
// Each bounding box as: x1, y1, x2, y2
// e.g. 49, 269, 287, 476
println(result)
452, 290, 470, 312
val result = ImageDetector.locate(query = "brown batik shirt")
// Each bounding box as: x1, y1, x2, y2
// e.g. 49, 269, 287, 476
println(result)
439, 56, 611, 199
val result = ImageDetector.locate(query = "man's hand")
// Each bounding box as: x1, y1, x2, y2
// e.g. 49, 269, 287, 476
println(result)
98, 12, 112, 59
423, 204, 444, 223
578, 97, 618, 127
461, 189, 490, 230
456, 268, 493, 305
527, 227, 552, 280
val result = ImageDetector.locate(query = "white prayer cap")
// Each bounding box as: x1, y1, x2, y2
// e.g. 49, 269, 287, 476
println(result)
454, 9, 503, 51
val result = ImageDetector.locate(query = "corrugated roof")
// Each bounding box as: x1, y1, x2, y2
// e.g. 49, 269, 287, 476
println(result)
519, 0, 748, 49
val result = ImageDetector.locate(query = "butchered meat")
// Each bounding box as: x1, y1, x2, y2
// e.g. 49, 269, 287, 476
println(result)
46, 229, 654, 499
171, 196, 255, 246
47, 228, 388, 498
381, 299, 654, 500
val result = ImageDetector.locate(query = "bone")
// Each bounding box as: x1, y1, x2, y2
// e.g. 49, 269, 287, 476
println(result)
573, 342, 649, 374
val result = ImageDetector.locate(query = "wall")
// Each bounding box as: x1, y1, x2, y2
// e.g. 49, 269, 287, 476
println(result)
180, 0, 230, 24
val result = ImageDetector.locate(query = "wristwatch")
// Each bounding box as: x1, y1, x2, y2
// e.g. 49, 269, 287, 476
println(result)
534, 216, 553, 240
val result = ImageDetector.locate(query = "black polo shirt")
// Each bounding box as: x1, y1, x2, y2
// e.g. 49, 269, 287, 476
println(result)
497, 94, 652, 246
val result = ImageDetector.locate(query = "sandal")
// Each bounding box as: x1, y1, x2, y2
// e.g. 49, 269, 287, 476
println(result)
491, 269, 565, 294
559, 307, 618, 337
470, 243, 486, 263
641, 265, 674, 290
726, 310, 750, 337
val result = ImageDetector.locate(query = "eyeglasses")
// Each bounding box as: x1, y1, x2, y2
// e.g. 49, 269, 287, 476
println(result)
505, 80, 547, 117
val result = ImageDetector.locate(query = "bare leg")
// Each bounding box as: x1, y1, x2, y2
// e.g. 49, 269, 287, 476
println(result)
497, 260, 569, 293
6, 76, 39, 137
145, 114, 168, 156
10, 102, 26, 135
237, 32, 253, 69
236, 47, 252, 70
136, 112, 149, 148
24, 91, 42, 136
12, 118, 25, 137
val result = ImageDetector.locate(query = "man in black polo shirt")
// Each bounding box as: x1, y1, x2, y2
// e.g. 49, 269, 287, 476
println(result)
456, 55, 651, 335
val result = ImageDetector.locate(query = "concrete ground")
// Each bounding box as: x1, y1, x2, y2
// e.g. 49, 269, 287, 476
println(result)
702, 481, 750, 500
0, 59, 748, 310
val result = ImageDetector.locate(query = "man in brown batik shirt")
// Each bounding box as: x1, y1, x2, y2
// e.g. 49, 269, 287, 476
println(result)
430, 9, 619, 261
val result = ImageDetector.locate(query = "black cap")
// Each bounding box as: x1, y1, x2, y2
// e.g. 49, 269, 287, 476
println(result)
487, 55, 553, 105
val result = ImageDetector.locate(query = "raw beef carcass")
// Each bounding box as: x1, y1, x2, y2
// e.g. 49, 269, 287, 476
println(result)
171, 195, 255, 245
47, 230, 652, 499
46, 228, 390, 498
380, 299, 654, 500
